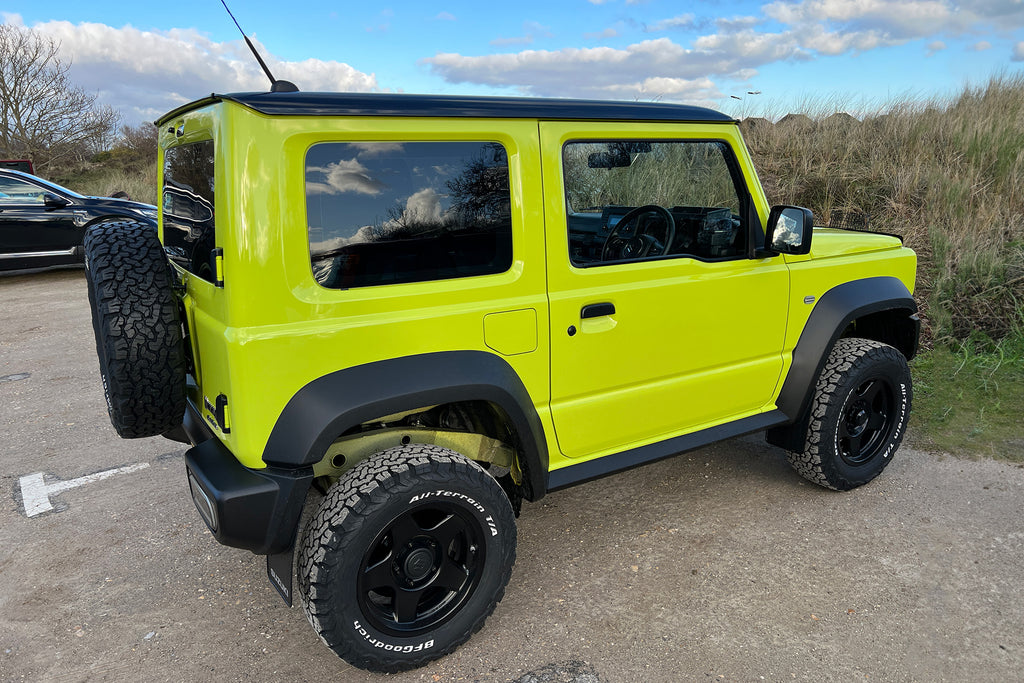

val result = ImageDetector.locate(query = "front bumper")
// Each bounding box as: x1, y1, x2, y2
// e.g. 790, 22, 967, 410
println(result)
182, 399, 313, 555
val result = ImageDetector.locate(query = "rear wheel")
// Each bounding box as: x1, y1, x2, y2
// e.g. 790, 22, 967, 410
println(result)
787, 338, 911, 490
298, 444, 516, 672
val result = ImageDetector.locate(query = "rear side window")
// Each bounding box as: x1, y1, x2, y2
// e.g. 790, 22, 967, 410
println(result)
163, 140, 216, 281
306, 141, 513, 289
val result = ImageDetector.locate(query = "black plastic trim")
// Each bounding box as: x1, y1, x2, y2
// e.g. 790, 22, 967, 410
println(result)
774, 276, 918, 424
581, 302, 615, 319
157, 92, 736, 126
262, 351, 549, 500
549, 410, 788, 490
185, 436, 313, 554
182, 396, 214, 445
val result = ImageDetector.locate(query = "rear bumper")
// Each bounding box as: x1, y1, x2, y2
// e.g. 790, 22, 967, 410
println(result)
182, 399, 312, 554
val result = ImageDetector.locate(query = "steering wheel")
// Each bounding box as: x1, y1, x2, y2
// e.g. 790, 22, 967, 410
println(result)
601, 204, 676, 261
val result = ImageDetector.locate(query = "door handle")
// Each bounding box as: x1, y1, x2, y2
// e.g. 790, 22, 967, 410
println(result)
581, 302, 615, 319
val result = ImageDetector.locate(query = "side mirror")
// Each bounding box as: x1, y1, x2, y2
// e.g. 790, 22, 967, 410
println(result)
765, 205, 813, 255
43, 193, 70, 209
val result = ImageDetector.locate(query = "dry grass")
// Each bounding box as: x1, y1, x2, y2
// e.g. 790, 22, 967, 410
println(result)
71, 166, 158, 205
741, 74, 1024, 346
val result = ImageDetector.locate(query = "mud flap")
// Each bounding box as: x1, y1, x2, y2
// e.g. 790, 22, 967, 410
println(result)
267, 546, 294, 606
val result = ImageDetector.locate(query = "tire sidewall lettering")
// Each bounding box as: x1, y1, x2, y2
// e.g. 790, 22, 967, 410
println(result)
409, 488, 499, 537
352, 620, 434, 654
881, 381, 909, 459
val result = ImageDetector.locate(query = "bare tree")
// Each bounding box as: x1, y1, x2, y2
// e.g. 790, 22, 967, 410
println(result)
0, 24, 120, 171
117, 122, 158, 164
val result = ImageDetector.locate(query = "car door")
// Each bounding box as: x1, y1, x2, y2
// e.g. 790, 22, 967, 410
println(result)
0, 174, 80, 256
541, 121, 791, 460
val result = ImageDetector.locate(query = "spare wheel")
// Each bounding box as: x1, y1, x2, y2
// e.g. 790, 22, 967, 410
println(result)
83, 220, 187, 438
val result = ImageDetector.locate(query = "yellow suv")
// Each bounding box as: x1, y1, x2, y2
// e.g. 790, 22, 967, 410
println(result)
84, 91, 918, 672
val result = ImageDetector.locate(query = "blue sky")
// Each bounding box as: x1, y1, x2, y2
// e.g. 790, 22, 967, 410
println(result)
4, 1, 1024, 124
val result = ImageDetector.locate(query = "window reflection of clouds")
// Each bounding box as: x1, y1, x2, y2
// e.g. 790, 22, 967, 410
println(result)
306, 158, 387, 196
306, 140, 513, 289
306, 141, 494, 244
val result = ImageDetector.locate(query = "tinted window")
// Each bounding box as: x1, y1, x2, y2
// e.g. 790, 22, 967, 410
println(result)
563, 140, 747, 266
163, 140, 216, 281
306, 141, 513, 289
0, 177, 46, 204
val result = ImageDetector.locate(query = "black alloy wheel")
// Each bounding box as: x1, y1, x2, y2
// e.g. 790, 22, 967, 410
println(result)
837, 376, 896, 466
357, 501, 485, 636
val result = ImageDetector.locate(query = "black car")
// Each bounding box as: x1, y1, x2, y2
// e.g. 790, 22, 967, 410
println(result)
0, 169, 157, 271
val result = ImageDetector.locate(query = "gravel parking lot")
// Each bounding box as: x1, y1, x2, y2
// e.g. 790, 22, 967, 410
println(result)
2, 268, 1024, 682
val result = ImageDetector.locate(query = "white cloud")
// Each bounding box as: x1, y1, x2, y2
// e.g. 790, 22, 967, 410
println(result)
716, 16, 764, 31
427, 40, 732, 103
399, 188, 443, 225
10, 17, 377, 124
428, 0, 1024, 104
1013, 41, 1024, 61
308, 159, 387, 195
764, 0, 1024, 37
971, 40, 992, 50
645, 14, 695, 32
435, 12, 456, 21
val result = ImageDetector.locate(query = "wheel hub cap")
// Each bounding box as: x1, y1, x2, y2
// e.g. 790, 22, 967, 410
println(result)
402, 547, 435, 582
848, 406, 869, 437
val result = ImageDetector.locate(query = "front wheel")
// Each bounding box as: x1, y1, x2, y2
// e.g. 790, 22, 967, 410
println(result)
787, 338, 912, 490
298, 444, 516, 673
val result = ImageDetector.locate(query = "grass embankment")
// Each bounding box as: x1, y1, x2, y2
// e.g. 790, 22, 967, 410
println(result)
742, 75, 1024, 459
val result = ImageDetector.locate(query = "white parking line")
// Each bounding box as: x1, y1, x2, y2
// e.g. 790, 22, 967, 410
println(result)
19, 463, 151, 517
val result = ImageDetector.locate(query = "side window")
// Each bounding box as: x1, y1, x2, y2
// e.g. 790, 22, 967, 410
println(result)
0, 177, 46, 204
306, 141, 513, 289
163, 140, 216, 281
563, 140, 747, 266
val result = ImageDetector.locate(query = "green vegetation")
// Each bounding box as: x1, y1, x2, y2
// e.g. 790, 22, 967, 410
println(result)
910, 336, 1024, 460
743, 74, 1024, 346
742, 75, 1024, 458
46, 123, 158, 205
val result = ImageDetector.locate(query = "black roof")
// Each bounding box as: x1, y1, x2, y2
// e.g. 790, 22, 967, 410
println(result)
157, 92, 735, 125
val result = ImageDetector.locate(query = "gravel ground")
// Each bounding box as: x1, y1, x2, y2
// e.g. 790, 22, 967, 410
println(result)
2, 268, 1023, 682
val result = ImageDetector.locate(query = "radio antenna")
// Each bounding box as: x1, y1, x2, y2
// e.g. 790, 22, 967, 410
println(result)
220, 0, 298, 92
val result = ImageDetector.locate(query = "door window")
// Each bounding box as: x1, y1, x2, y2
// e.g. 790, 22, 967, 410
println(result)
0, 177, 46, 204
562, 140, 747, 265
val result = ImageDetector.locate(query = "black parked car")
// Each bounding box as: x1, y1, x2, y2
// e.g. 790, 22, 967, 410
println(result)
0, 169, 157, 271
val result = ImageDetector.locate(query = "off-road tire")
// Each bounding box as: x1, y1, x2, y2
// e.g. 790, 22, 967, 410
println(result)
83, 220, 186, 438
787, 338, 911, 491
298, 444, 516, 673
